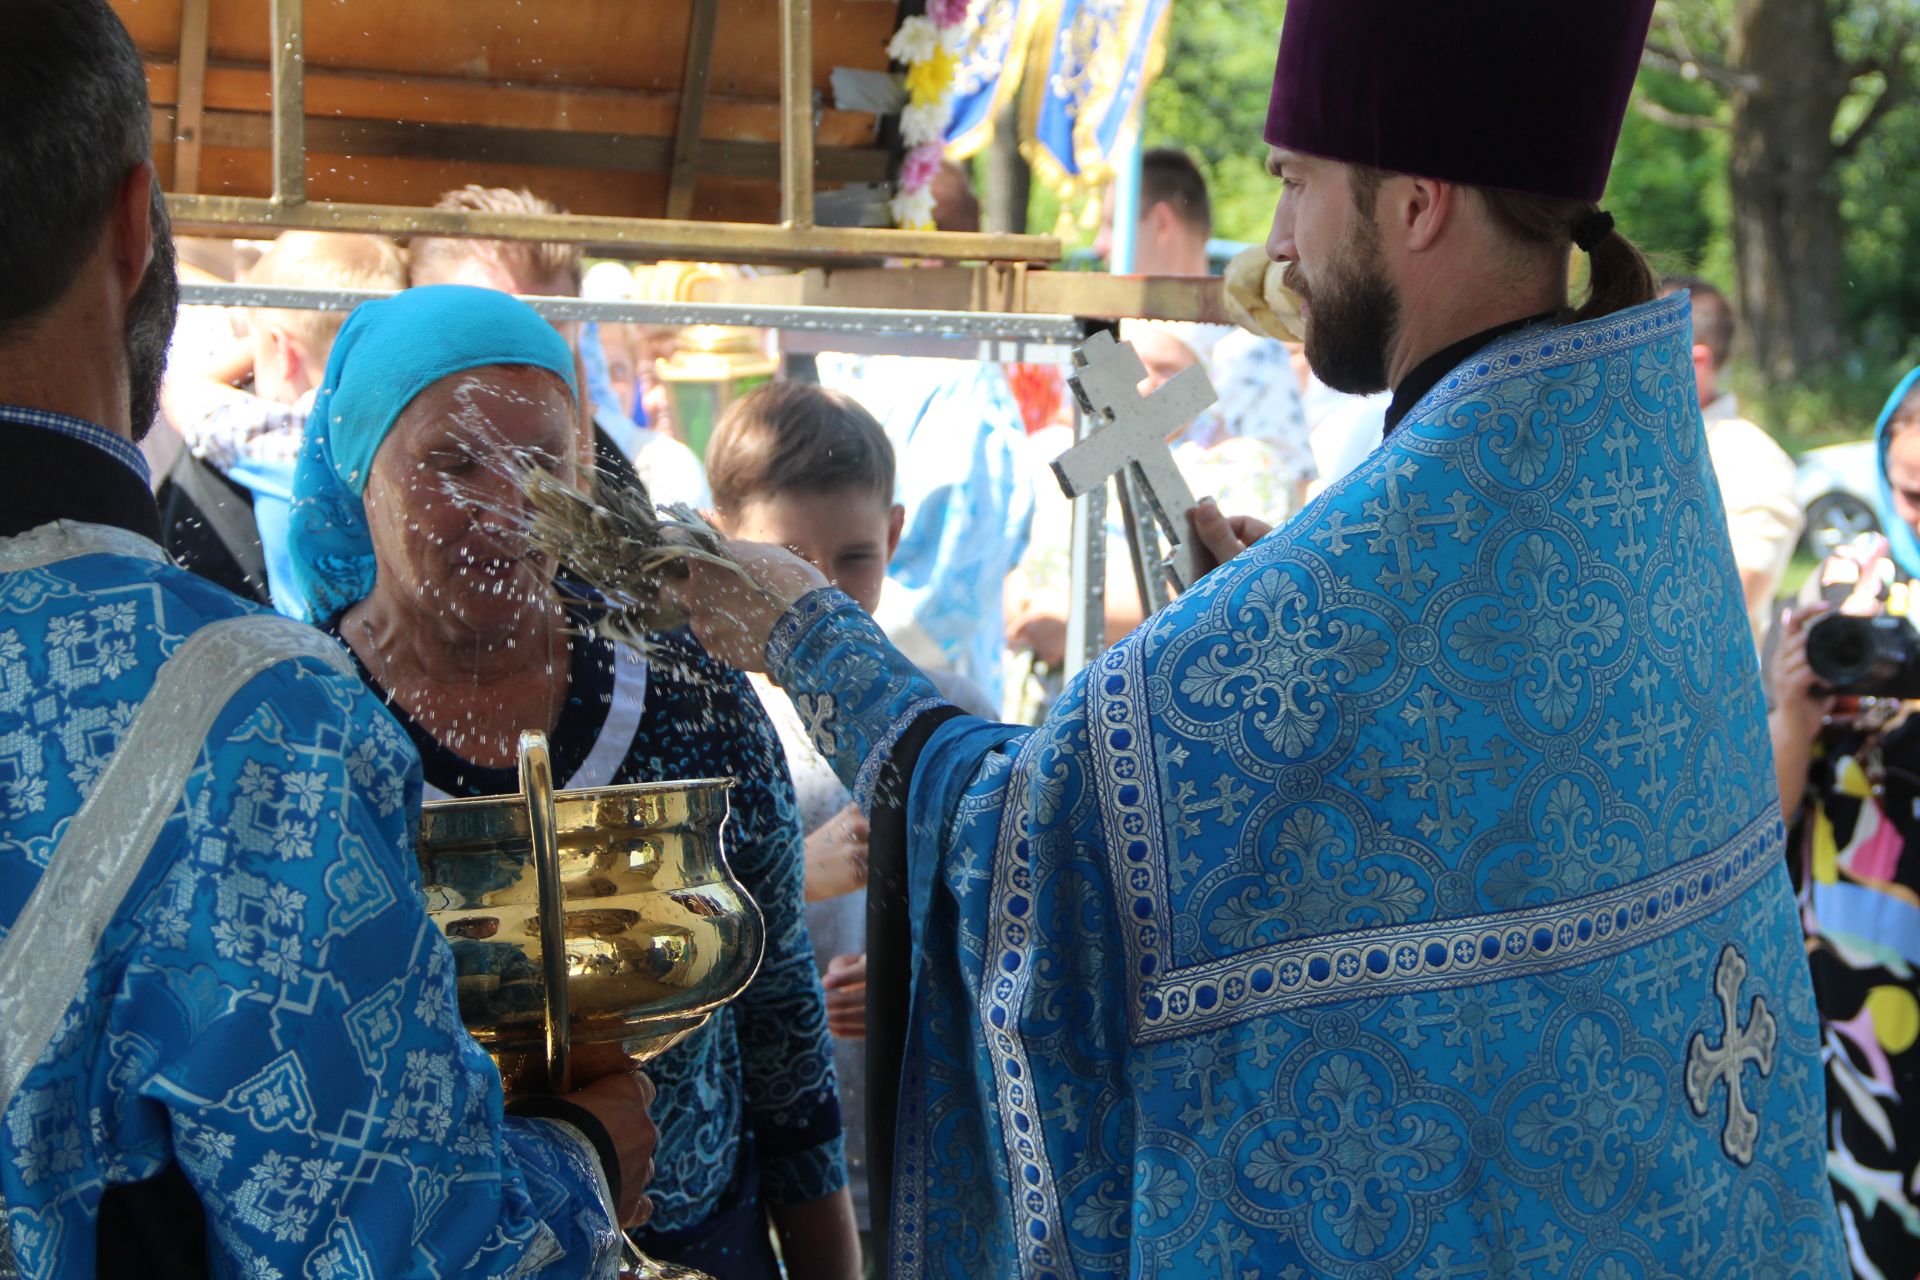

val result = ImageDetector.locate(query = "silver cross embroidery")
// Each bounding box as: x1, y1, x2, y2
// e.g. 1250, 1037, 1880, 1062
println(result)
1051, 329, 1218, 590
1684, 944, 1776, 1164
795, 693, 838, 757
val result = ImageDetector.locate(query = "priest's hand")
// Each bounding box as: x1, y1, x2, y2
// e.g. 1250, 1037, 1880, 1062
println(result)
567, 1061, 659, 1228
665, 537, 828, 672
823, 952, 867, 1040
1188, 498, 1273, 577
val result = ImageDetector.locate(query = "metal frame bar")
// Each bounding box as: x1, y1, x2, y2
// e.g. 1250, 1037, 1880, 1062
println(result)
164, 194, 1057, 265
171, 0, 212, 192
1064, 400, 1109, 677
177, 282, 1085, 342
269, 0, 305, 205
781, 0, 815, 230
1116, 468, 1171, 619
665, 0, 723, 219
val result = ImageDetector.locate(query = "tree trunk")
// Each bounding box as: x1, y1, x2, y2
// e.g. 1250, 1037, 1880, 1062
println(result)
985, 92, 1031, 235
1726, 0, 1849, 380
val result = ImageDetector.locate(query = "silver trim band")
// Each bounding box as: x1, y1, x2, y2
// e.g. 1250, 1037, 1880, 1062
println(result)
0, 610, 352, 1114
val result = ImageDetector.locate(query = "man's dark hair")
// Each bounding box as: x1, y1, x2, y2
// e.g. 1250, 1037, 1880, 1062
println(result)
1662, 274, 1734, 369
0, 0, 155, 338
1140, 149, 1211, 239
932, 160, 981, 234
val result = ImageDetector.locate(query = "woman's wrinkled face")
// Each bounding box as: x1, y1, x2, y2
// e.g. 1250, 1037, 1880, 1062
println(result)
361, 365, 576, 632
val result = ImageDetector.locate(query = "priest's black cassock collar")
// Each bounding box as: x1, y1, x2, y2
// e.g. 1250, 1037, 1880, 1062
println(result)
1264, 0, 1657, 202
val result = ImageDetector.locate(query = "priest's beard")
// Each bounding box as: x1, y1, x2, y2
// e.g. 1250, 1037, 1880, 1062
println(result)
1288, 216, 1401, 395
124, 185, 180, 443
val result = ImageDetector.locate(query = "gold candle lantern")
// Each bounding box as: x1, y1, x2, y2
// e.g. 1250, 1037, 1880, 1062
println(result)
654, 325, 779, 461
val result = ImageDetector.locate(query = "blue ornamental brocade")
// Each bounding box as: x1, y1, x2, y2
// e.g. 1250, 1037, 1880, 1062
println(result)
0, 534, 619, 1277
771, 293, 1847, 1279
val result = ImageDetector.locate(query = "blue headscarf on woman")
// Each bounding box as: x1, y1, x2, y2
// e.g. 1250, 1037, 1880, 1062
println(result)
1873, 364, 1920, 579
285, 285, 579, 622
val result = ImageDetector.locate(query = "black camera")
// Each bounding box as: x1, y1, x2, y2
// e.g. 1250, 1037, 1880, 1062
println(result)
1806, 613, 1920, 699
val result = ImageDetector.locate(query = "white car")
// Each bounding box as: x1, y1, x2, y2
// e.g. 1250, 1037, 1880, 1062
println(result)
1795, 440, 1880, 560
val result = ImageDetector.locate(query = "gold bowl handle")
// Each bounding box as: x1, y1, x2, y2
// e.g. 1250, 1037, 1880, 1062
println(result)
520, 731, 572, 1094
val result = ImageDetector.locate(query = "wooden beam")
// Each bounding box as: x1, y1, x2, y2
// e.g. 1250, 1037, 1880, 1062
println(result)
143, 58, 882, 151
163, 194, 1062, 267
666, 0, 723, 219
171, 0, 211, 192
1024, 271, 1234, 325
691, 265, 1234, 324
152, 107, 890, 185
781, 0, 815, 229
268, 0, 305, 204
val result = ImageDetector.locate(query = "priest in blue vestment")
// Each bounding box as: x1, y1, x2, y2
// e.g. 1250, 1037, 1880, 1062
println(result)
669, 1, 1848, 1275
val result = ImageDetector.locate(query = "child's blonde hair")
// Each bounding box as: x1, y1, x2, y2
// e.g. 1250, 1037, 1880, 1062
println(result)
246, 230, 405, 358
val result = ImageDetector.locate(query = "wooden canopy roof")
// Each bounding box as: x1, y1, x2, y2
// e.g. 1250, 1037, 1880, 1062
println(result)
121, 0, 908, 227
119, 0, 1055, 263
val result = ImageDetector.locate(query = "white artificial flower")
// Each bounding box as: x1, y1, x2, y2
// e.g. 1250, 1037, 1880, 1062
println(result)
890, 187, 937, 229
900, 98, 951, 148
887, 16, 940, 65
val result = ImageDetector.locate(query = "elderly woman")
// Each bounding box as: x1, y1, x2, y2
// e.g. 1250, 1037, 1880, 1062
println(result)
285, 286, 858, 1279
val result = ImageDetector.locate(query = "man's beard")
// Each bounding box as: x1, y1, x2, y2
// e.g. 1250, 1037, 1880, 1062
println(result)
1288, 219, 1400, 396
124, 183, 180, 443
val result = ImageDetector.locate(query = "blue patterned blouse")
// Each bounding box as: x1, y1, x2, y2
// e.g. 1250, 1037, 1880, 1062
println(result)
332, 612, 845, 1266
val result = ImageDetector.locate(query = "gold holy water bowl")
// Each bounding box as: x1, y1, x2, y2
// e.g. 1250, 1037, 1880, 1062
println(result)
416, 732, 766, 1094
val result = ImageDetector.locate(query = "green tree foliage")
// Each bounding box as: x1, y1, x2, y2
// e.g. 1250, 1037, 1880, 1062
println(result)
1603, 68, 1731, 284
1141, 0, 1288, 245
1131, 0, 1920, 444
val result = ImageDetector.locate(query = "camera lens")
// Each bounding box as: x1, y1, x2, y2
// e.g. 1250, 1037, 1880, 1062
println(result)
1807, 614, 1877, 687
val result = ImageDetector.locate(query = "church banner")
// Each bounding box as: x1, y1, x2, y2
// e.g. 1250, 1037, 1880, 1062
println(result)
1019, 0, 1176, 193
943, 0, 1175, 196
945, 0, 1048, 159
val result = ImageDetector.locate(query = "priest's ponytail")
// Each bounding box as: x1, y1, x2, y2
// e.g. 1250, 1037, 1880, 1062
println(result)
1477, 189, 1657, 324
1572, 206, 1657, 324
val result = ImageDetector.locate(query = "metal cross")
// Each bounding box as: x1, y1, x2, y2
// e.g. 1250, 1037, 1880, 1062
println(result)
1684, 944, 1777, 1165
1051, 329, 1218, 591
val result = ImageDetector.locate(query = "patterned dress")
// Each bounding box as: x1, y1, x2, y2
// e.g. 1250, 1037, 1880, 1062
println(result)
1790, 540, 1920, 1276
1, 507, 619, 1276
772, 293, 1847, 1277
333, 610, 844, 1278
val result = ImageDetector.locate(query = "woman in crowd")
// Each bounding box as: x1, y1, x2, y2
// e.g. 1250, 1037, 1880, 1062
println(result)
284, 285, 858, 1279
1772, 365, 1920, 1276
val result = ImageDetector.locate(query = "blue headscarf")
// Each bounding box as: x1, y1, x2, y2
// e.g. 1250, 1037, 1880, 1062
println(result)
1873, 363, 1920, 578
284, 285, 579, 622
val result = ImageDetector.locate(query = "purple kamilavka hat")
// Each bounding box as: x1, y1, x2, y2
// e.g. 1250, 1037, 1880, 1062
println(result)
1264, 0, 1657, 203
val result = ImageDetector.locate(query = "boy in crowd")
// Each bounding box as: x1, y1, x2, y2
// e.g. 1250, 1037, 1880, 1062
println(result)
704, 382, 994, 1268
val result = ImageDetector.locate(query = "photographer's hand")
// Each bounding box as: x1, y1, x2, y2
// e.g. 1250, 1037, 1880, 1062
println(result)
1769, 603, 1836, 817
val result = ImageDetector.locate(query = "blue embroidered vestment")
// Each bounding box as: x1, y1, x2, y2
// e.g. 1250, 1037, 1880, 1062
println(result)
0, 523, 619, 1277
771, 294, 1847, 1278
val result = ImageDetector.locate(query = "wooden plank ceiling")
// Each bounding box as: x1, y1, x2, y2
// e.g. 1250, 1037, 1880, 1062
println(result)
120, 0, 901, 225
